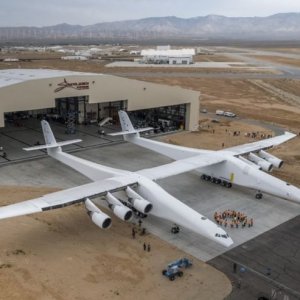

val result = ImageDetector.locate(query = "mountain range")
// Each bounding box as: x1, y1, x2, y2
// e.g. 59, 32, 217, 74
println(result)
0, 13, 300, 44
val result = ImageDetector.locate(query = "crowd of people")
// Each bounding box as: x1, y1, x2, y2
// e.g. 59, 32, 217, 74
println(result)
214, 210, 253, 228
244, 132, 273, 139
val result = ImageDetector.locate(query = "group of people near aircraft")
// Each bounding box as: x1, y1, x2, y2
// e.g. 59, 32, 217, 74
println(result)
214, 210, 253, 228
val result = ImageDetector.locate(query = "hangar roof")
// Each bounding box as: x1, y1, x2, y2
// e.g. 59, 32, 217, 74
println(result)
0, 69, 96, 88
141, 49, 195, 57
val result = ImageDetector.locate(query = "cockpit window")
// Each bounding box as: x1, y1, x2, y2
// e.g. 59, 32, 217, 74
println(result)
215, 233, 229, 239
201, 217, 207, 220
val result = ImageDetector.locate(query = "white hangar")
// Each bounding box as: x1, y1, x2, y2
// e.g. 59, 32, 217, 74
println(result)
0, 69, 200, 130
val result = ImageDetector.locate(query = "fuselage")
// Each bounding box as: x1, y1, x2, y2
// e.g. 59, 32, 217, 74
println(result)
48, 146, 233, 247
135, 174, 233, 247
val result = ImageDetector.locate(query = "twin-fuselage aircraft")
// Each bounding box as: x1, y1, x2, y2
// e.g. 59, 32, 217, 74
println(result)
0, 110, 298, 248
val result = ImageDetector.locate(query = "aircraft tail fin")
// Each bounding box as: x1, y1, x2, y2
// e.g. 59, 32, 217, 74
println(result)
41, 120, 57, 146
23, 121, 82, 152
119, 110, 135, 132
108, 110, 152, 139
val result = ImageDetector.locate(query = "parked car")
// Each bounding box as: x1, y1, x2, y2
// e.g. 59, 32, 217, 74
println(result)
224, 111, 236, 118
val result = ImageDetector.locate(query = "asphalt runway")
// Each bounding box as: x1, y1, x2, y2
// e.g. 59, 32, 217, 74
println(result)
208, 215, 300, 300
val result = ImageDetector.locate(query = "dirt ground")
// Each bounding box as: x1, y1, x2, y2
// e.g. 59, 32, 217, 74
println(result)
161, 119, 273, 151
136, 77, 300, 129
0, 187, 232, 300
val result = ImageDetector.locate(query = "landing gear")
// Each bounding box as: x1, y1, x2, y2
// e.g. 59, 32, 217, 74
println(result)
255, 192, 263, 199
171, 224, 180, 234
201, 174, 211, 181
212, 178, 221, 184
201, 174, 232, 188
222, 181, 232, 188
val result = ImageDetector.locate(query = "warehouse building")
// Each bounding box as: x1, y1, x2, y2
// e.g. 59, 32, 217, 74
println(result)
0, 69, 200, 131
141, 48, 195, 65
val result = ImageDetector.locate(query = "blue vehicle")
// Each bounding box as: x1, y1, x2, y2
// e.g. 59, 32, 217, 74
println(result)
162, 266, 183, 281
168, 258, 193, 269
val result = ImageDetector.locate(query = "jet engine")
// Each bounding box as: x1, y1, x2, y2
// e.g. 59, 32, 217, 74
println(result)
126, 187, 153, 214
85, 198, 112, 229
106, 192, 133, 221
258, 150, 283, 168
248, 152, 273, 172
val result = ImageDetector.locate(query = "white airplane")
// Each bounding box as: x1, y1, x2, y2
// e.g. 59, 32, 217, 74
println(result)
0, 121, 233, 247
110, 111, 300, 204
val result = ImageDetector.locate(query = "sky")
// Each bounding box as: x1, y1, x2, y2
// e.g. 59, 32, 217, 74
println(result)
0, 0, 299, 27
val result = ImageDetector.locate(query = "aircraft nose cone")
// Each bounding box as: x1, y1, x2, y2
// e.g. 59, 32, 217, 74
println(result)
226, 237, 234, 247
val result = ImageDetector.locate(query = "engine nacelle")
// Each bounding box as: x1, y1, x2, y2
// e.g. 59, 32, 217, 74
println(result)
85, 198, 111, 229
238, 155, 262, 170
129, 198, 153, 214
126, 187, 153, 214
89, 211, 112, 229
112, 205, 133, 221
258, 150, 283, 168
248, 152, 273, 172
106, 192, 133, 221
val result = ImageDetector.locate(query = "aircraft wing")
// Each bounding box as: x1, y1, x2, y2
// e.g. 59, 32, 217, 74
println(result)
138, 154, 225, 180
0, 176, 137, 220
224, 132, 296, 156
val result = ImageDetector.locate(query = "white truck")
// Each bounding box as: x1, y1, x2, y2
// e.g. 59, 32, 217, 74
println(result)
216, 110, 236, 117
216, 110, 224, 116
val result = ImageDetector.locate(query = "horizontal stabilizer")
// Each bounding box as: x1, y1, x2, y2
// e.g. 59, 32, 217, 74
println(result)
108, 127, 153, 136
23, 139, 82, 151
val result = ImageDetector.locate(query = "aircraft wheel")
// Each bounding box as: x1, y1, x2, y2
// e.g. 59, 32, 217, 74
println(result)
178, 271, 183, 277
201, 174, 206, 180
169, 275, 175, 281
255, 193, 263, 199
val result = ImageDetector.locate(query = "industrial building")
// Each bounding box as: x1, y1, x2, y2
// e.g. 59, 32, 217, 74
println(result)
141, 48, 195, 65
0, 69, 199, 131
